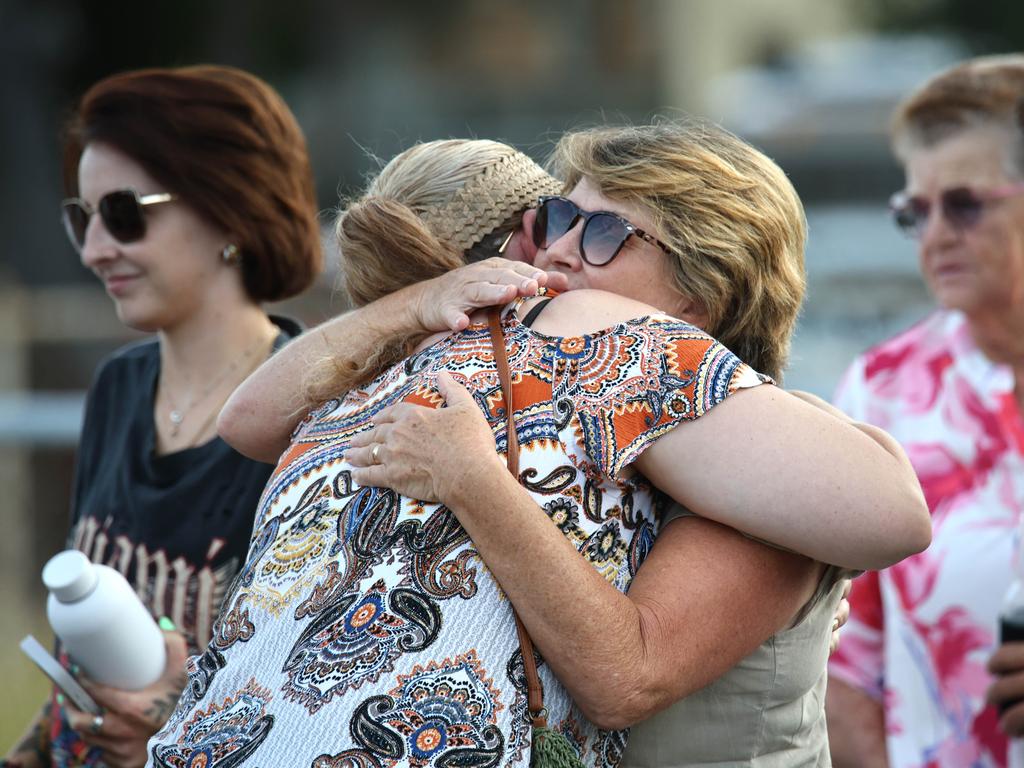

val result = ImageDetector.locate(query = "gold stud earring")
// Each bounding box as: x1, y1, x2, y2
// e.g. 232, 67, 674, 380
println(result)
221, 244, 240, 265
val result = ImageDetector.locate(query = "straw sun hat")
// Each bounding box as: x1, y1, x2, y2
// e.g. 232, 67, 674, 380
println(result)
423, 146, 563, 253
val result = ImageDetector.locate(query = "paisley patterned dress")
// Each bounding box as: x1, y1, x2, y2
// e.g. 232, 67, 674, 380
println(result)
146, 303, 768, 768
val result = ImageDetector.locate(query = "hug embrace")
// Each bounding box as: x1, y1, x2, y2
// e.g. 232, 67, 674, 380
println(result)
7, 64, 932, 768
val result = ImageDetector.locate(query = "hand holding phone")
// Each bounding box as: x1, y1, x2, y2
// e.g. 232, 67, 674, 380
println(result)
19, 634, 101, 716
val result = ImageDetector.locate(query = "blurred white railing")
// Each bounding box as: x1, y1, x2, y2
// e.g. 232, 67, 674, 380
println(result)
0, 391, 84, 446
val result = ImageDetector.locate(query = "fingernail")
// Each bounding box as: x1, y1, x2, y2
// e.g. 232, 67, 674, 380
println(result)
158, 616, 177, 631
56, 692, 65, 705
70, 663, 81, 676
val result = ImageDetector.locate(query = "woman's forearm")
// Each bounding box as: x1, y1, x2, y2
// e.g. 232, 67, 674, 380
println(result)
635, 386, 931, 570
347, 372, 823, 727
790, 389, 918, 475
219, 284, 429, 462
219, 260, 560, 463
445, 461, 820, 729
445, 460, 648, 724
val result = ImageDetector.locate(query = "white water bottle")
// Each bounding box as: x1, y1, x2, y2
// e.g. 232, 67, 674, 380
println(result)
43, 550, 166, 690
1000, 519, 1024, 768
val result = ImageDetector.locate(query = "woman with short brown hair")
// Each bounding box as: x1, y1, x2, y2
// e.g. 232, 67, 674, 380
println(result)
827, 54, 1024, 767
61, 64, 322, 303
6, 64, 321, 768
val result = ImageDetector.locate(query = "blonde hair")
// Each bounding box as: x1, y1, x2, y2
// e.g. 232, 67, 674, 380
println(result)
550, 120, 806, 380
891, 54, 1024, 172
306, 139, 560, 403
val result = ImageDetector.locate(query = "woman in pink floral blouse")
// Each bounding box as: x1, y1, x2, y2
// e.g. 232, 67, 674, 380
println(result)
826, 54, 1024, 768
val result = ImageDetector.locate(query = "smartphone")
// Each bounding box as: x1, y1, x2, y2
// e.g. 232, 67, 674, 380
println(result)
19, 635, 102, 715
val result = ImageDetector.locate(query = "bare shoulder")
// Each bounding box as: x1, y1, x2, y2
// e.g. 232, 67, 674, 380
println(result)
530, 290, 663, 337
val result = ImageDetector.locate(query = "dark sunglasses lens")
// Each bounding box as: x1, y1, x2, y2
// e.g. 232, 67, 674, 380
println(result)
942, 188, 984, 229
61, 202, 89, 250
581, 213, 628, 265
99, 190, 146, 243
892, 198, 927, 235
532, 201, 548, 247
892, 202, 925, 233
536, 198, 578, 248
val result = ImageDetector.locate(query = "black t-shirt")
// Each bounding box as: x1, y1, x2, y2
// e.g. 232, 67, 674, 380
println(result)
67, 316, 301, 653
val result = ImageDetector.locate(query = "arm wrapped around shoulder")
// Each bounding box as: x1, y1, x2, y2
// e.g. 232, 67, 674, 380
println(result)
634, 383, 930, 570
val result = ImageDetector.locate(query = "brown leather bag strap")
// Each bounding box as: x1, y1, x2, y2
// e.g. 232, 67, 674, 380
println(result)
487, 307, 546, 728
489, 308, 520, 476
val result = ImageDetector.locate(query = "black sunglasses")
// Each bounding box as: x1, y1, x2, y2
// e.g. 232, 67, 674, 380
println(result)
61, 188, 177, 251
532, 195, 673, 266
890, 184, 1024, 238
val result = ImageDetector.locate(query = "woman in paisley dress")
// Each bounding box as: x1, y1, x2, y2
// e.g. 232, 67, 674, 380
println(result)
157, 129, 929, 767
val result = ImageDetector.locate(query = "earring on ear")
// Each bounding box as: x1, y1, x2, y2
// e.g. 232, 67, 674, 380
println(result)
497, 230, 516, 255
221, 244, 240, 265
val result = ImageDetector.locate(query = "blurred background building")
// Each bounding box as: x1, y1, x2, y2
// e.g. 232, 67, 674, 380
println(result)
2, 0, 1021, 745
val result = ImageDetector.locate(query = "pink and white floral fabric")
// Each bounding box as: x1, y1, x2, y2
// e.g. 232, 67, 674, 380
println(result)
828, 310, 1024, 768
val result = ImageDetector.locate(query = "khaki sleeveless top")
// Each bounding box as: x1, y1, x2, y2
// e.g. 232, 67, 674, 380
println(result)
620, 512, 851, 767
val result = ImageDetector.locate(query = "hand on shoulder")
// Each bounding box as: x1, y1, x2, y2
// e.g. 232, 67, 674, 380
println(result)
530, 289, 663, 338
419, 258, 570, 332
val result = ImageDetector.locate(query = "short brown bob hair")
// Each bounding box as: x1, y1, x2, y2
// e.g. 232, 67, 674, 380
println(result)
891, 54, 1024, 172
63, 64, 322, 302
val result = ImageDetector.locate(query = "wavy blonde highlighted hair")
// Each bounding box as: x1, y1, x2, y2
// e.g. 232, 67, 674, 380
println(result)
305, 139, 560, 404
550, 120, 806, 380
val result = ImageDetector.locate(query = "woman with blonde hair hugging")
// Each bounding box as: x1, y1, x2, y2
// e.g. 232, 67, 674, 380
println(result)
187, 127, 929, 766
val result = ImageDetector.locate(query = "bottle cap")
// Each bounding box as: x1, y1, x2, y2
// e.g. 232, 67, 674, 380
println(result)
42, 550, 99, 603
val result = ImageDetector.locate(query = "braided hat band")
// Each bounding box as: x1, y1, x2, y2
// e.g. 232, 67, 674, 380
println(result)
424, 149, 563, 254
